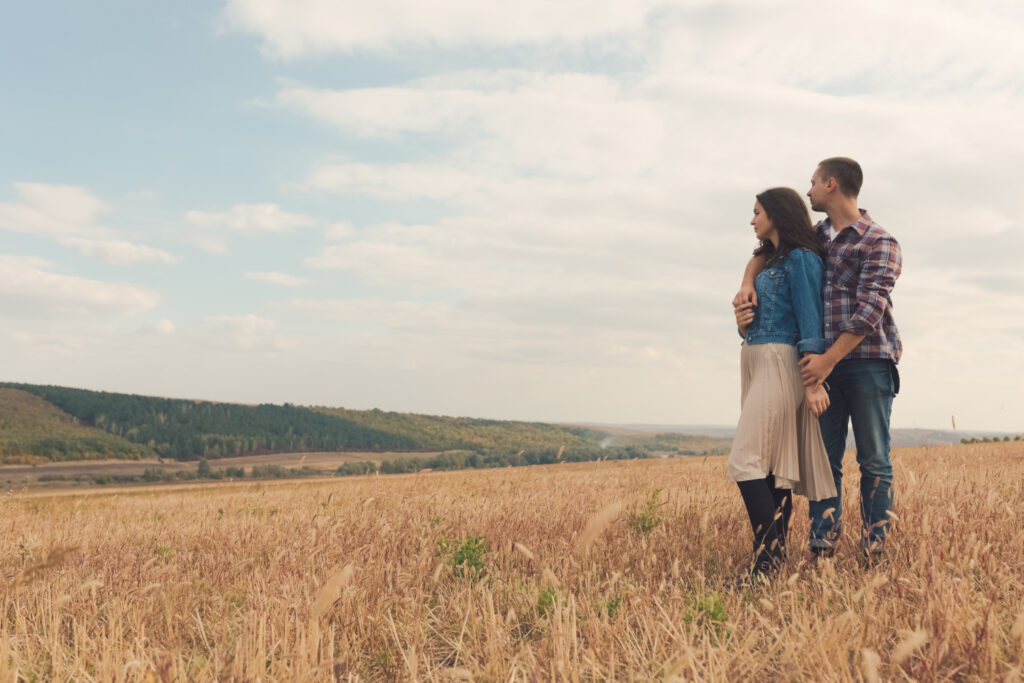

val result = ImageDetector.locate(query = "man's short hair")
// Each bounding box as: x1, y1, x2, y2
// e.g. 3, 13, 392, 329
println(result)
817, 157, 863, 198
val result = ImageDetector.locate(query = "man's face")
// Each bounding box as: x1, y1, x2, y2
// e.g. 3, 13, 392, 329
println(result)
807, 168, 828, 212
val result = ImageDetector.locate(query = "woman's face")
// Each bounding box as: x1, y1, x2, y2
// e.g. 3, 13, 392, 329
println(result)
751, 200, 778, 245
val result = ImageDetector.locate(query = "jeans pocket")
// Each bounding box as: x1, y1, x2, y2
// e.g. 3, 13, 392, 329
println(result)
890, 362, 900, 396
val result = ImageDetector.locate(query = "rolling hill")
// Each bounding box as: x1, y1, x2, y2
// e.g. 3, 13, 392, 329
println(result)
2, 383, 721, 465
0, 387, 148, 463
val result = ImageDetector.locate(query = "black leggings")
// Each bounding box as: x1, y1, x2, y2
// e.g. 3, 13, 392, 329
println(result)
737, 474, 793, 573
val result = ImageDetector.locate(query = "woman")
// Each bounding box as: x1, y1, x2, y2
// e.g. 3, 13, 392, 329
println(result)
730, 187, 837, 580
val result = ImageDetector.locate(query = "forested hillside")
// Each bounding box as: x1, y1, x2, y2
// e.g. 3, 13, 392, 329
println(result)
312, 406, 606, 451
3, 383, 417, 460
0, 388, 149, 463
0, 383, 728, 467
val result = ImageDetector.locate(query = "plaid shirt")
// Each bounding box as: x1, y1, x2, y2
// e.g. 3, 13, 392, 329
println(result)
816, 210, 902, 363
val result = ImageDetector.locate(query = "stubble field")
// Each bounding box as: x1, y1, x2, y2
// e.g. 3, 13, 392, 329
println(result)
2, 442, 1022, 681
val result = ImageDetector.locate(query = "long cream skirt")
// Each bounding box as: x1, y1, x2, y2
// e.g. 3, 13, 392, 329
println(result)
728, 343, 838, 502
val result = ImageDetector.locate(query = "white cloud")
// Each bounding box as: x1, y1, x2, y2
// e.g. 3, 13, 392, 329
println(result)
125, 189, 160, 202
282, 296, 713, 369
0, 254, 159, 318
278, 72, 665, 177
0, 182, 111, 239
189, 233, 230, 255
3, 328, 94, 357
204, 313, 276, 334
184, 203, 318, 232
200, 314, 289, 352
183, 204, 320, 253
0, 183, 180, 265
228, 0, 1024, 103
140, 318, 176, 335
224, 0, 669, 57
301, 162, 486, 201
286, 298, 455, 330
1, 182, 110, 232
650, 1, 1024, 98
59, 238, 181, 265
183, 205, 319, 255
245, 271, 310, 287
325, 221, 354, 240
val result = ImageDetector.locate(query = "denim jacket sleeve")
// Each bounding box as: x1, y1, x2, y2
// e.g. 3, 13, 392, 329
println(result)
788, 249, 826, 354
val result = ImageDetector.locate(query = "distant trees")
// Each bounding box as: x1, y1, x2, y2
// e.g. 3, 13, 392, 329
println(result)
960, 435, 1021, 444
312, 405, 603, 452
6, 383, 420, 461
2, 383, 722, 472
338, 445, 650, 477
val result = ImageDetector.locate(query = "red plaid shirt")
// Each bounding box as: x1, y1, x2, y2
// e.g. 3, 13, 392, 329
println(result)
817, 210, 902, 363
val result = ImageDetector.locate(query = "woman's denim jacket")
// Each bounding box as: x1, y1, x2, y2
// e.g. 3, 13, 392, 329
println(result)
741, 247, 826, 354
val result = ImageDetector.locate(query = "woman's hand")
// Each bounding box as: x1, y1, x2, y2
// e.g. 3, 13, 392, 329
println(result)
734, 301, 755, 335
805, 383, 830, 417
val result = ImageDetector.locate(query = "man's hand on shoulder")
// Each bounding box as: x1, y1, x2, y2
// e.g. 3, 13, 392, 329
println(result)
734, 254, 766, 307
799, 353, 835, 387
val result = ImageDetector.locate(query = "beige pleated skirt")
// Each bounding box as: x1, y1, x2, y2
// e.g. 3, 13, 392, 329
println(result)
728, 343, 838, 501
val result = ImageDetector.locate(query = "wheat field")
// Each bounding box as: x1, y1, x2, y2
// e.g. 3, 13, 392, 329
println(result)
2, 442, 1022, 681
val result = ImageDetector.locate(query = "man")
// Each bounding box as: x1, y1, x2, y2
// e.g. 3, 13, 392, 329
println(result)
733, 157, 901, 560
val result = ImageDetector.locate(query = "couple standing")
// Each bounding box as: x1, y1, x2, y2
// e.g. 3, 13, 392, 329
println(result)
729, 157, 901, 579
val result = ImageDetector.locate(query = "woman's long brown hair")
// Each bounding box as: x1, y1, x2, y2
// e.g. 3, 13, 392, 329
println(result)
752, 187, 825, 266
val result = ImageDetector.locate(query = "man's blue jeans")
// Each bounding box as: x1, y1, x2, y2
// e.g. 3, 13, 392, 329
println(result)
809, 359, 897, 550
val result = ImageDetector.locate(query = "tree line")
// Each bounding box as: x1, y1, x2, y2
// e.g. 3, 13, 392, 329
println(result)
336, 445, 650, 476
2, 383, 621, 462
1, 383, 727, 466
312, 405, 606, 451
4, 383, 419, 460
960, 435, 1021, 444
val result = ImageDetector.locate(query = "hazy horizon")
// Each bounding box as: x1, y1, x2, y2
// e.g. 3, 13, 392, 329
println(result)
3, 380, 1018, 436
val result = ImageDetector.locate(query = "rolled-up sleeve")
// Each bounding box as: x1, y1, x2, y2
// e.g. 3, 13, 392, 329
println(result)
789, 249, 826, 354
841, 235, 902, 336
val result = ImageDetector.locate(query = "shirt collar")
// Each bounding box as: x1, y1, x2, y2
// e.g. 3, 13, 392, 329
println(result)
819, 209, 872, 237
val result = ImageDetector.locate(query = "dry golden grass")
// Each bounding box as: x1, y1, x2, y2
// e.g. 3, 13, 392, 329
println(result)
1, 442, 1022, 681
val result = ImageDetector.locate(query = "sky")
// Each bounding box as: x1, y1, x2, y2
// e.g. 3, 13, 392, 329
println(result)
1, 0, 1022, 432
